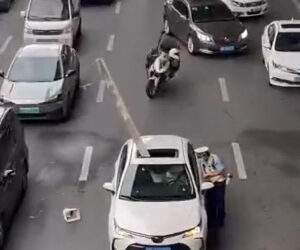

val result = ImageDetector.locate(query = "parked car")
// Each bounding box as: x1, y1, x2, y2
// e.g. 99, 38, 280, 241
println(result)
221, 0, 268, 17
0, 43, 80, 121
103, 135, 214, 250
262, 20, 300, 87
0, 106, 28, 249
0, 0, 13, 12
21, 0, 81, 47
163, 0, 248, 55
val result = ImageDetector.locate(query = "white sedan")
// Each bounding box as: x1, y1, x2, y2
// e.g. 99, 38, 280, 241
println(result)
262, 20, 300, 87
102, 135, 214, 250
222, 0, 268, 17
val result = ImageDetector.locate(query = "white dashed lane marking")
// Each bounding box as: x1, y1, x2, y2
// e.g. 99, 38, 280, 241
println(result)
232, 142, 247, 180
96, 80, 106, 103
219, 77, 230, 102
115, 1, 121, 14
107, 34, 115, 52
78, 146, 94, 183
0, 36, 13, 55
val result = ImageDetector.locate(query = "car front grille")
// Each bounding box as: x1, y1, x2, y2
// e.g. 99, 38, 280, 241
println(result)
32, 29, 63, 35
214, 38, 236, 46
126, 244, 191, 250
244, 1, 265, 7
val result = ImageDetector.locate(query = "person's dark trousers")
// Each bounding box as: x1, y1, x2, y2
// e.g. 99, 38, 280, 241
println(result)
206, 188, 217, 228
214, 181, 226, 227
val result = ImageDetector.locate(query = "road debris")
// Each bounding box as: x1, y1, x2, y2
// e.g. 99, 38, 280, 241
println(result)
63, 208, 81, 223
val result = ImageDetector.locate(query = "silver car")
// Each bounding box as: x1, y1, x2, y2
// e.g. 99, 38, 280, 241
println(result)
0, 43, 80, 121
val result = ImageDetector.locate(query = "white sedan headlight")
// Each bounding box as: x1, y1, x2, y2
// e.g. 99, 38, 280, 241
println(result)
272, 61, 293, 73
240, 29, 248, 40
63, 25, 72, 34
183, 226, 201, 238
24, 25, 33, 34
114, 221, 133, 239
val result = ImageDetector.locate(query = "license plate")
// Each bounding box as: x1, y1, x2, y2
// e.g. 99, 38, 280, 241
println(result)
294, 77, 300, 82
18, 107, 40, 114
249, 8, 261, 13
220, 46, 234, 52
37, 39, 58, 43
146, 247, 171, 250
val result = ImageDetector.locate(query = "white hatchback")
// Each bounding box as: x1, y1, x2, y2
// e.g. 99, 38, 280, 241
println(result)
262, 20, 300, 87
103, 135, 214, 250
21, 0, 81, 47
222, 0, 268, 17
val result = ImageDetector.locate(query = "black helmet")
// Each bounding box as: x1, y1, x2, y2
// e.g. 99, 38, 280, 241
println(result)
159, 34, 180, 53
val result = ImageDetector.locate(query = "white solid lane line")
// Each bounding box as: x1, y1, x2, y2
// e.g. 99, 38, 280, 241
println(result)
291, 0, 300, 12
115, 1, 121, 14
96, 80, 106, 103
219, 77, 230, 102
232, 142, 248, 180
0, 36, 13, 55
78, 146, 94, 183
107, 34, 115, 52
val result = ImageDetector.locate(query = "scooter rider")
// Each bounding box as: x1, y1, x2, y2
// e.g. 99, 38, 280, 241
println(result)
195, 147, 226, 227
159, 32, 180, 78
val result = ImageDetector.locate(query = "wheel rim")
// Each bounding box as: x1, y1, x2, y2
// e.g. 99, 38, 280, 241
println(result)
188, 37, 194, 53
164, 20, 170, 34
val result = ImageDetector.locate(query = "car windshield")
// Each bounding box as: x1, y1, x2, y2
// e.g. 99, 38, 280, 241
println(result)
28, 0, 70, 21
275, 32, 300, 52
191, 5, 234, 23
119, 164, 195, 201
8, 56, 62, 82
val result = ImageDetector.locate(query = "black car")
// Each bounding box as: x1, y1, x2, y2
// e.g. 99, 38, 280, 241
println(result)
163, 0, 248, 54
0, 0, 13, 12
0, 107, 28, 249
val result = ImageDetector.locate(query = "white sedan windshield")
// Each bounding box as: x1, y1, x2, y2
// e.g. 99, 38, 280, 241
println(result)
119, 164, 195, 201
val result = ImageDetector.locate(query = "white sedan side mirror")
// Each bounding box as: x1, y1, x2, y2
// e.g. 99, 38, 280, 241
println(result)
201, 182, 214, 191
20, 10, 26, 17
102, 182, 115, 194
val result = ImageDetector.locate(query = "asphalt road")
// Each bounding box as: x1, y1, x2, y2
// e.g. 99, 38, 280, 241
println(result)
0, 0, 300, 250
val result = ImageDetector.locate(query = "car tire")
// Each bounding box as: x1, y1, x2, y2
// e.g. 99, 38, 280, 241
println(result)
187, 36, 195, 55
164, 19, 170, 35
0, 217, 4, 250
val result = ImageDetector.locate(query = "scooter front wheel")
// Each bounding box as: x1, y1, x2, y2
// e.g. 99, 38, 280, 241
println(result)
146, 79, 157, 99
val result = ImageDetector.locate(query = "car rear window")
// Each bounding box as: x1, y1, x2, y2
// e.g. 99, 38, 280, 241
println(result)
8, 56, 62, 82
28, 0, 70, 21
191, 4, 234, 23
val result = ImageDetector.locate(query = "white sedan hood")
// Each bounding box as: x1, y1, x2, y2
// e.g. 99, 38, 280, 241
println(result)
115, 199, 201, 235
272, 51, 300, 70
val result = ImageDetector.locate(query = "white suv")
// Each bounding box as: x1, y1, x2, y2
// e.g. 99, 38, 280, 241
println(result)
103, 135, 214, 250
21, 0, 81, 47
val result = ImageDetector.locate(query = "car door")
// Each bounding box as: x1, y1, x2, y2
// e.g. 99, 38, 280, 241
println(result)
172, 0, 190, 41
262, 23, 276, 68
70, 0, 80, 37
61, 45, 76, 99
0, 116, 19, 223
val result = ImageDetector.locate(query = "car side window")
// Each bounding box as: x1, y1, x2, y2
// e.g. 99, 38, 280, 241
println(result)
174, 1, 189, 19
117, 145, 128, 187
268, 24, 276, 46
188, 143, 200, 191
